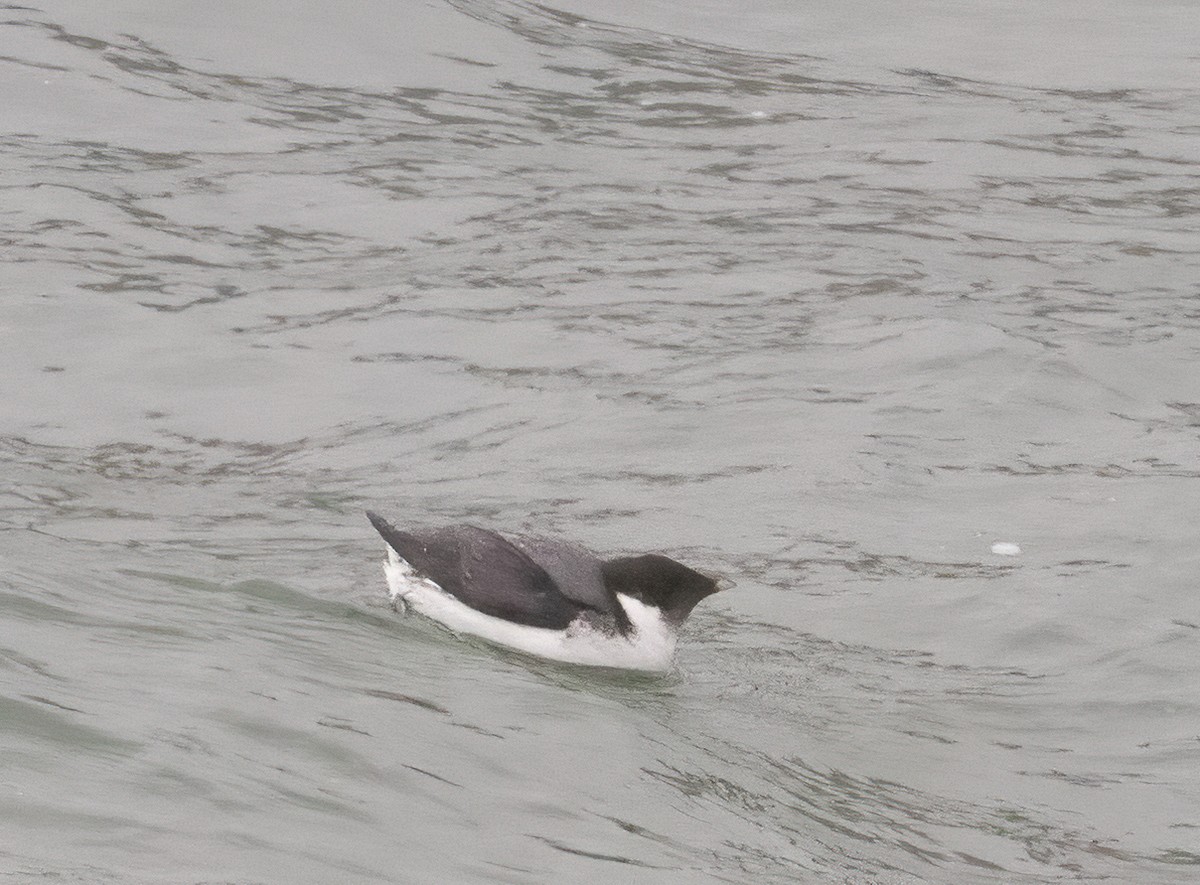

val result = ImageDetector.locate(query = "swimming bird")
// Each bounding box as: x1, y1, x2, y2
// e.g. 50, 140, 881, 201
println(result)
366, 511, 723, 671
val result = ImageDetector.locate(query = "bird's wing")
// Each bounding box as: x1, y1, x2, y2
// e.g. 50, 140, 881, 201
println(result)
367, 512, 582, 629
511, 536, 619, 614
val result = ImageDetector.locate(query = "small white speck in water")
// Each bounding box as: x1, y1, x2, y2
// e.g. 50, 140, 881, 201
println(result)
991, 541, 1021, 556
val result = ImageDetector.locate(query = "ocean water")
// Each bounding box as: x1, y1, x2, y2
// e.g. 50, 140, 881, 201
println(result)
3, 1, 1199, 882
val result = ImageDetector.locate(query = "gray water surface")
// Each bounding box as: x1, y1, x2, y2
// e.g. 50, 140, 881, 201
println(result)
3, 1, 1200, 882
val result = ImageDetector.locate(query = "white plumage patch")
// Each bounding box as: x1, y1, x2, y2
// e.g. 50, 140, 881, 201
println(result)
382, 547, 677, 672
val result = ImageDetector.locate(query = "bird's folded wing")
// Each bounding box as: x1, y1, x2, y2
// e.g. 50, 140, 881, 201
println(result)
367, 512, 582, 629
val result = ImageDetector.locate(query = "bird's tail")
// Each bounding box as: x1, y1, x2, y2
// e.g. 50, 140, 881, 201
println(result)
365, 510, 421, 560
